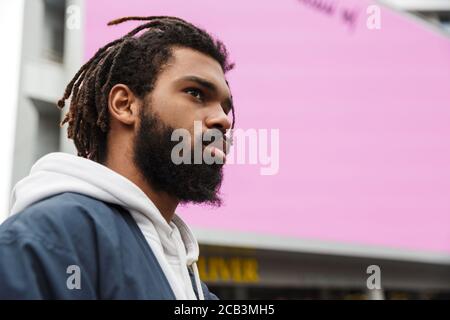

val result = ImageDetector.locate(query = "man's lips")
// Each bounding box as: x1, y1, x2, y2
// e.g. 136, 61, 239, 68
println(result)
205, 145, 227, 162
202, 138, 229, 162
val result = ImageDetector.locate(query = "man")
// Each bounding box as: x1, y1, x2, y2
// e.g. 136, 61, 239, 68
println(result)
0, 16, 235, 299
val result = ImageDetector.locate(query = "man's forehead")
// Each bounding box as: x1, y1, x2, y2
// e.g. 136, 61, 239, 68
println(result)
170, 47, 222, 70
165, 47, 230, 93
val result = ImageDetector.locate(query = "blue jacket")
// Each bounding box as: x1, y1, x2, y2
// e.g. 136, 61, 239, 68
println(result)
0, 192, 218, 299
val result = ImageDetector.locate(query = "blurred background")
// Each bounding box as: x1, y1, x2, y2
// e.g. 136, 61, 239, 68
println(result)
1, 0, 450, 299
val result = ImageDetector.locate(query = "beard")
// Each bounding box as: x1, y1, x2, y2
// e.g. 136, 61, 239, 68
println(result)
133, 108, 224, 206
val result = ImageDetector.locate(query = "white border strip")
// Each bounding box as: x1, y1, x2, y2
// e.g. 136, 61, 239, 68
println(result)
194, 228, 450, 265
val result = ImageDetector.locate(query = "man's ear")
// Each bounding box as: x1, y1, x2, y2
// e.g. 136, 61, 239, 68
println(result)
108, 84, 140, 126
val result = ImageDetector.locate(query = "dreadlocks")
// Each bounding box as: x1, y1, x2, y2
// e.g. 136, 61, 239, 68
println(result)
57, 16, 235, 163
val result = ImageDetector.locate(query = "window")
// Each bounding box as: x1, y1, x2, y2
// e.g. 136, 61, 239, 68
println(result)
43, 0, 66, 62
32, 98, 61, 160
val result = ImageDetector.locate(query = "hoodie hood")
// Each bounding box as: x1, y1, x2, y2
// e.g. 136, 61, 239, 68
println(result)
10, 152, 204, 299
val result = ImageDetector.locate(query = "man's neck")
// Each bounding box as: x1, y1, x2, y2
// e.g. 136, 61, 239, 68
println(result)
104, 155, 179, 224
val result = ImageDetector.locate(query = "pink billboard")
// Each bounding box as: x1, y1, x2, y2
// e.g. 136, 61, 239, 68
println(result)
85, 0, 450, 262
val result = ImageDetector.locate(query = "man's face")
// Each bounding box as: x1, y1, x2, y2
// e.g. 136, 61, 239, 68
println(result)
133, 47, 233, 205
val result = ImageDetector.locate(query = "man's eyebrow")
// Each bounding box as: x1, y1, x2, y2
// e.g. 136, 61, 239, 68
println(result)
179, 75, 233, 112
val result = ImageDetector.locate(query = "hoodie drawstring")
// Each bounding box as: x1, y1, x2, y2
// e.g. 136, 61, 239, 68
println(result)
192, 262, 205, 300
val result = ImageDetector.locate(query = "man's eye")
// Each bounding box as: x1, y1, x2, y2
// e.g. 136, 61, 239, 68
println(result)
184, 88, 204, 101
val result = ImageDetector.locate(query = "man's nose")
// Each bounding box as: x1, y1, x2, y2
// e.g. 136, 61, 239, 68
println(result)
205, 106, 232, 131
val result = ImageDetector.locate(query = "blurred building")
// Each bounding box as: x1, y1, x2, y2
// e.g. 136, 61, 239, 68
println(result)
1, 0, 450, 300
1, 0, 80, 221
380, 0, 450, 34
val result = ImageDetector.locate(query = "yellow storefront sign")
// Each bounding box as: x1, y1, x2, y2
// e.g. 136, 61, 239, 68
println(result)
198, 256, 259, 283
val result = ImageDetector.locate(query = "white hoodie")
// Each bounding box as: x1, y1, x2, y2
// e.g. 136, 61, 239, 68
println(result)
9, 152, 204, 300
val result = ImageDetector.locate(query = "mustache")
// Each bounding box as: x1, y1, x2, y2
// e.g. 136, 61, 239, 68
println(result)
201, 130, 231, 153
